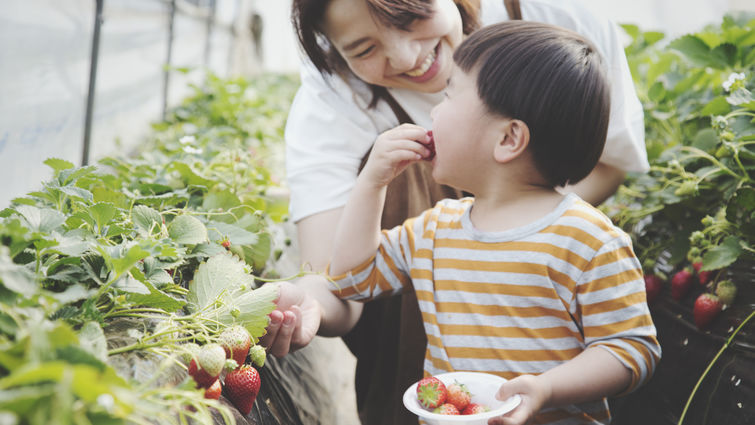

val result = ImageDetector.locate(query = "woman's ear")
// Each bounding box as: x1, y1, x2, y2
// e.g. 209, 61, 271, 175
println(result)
493, 119, 530, 163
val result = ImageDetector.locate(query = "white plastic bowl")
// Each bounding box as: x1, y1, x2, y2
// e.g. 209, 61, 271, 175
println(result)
403, 371, 522, 425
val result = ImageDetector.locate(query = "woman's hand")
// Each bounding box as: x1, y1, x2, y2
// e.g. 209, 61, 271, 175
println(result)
361, 124, 434, 188
258, 281, 322, 357
488, 375, 551, 425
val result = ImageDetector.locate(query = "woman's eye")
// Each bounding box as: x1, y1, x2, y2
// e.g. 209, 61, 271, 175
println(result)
355, 46, 375, 58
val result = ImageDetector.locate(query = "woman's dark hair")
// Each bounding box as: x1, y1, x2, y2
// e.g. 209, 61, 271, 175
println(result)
291, 0, 480, 76
453, 21, 611, 187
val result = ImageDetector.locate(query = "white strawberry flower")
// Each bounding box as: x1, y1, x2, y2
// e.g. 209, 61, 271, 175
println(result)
179, 135, 196, 145
722, 72, 746, 92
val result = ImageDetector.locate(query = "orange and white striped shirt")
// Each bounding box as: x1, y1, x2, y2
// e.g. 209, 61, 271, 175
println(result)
330, 194, 660, 424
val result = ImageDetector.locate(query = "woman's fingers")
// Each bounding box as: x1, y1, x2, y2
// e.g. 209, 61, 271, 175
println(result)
268, 310, 297, 357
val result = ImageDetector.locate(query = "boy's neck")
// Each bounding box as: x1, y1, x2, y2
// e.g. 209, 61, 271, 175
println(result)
468, 185, 565, 233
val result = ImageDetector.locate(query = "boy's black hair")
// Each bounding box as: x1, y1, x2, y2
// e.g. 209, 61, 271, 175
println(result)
453, 21, 611, 187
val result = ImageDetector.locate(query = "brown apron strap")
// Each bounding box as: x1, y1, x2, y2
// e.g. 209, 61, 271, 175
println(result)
504, 0, 522, 20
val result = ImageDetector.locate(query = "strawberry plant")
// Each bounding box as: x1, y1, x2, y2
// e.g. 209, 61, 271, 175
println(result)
0, 72, 299, 424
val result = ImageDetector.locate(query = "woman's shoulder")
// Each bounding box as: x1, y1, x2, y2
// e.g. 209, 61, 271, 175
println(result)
481, 0, 612, 35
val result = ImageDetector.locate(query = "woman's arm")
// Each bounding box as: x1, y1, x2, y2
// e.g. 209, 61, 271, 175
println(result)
559, 162, 626, 206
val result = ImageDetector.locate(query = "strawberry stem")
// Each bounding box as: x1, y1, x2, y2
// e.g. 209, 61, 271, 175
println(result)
677, 309, 755, 425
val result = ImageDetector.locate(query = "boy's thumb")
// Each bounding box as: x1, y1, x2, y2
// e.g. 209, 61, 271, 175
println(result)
495, 375, 531, 401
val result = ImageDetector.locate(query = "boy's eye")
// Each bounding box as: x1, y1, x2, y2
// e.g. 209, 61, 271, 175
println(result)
355, 46, 375, 58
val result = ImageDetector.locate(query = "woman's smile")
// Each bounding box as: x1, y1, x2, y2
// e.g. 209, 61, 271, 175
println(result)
402, 43, 440, 83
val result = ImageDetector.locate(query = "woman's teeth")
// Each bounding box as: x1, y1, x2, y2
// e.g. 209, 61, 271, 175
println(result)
405, 48, 437, 77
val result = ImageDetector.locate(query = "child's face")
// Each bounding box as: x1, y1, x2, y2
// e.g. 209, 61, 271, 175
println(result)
430, 66, 504, 189
322, 0, 463, 93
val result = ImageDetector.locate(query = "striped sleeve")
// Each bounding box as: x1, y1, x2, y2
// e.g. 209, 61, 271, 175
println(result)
327, 210, 428, 301
576, 234, 661, 393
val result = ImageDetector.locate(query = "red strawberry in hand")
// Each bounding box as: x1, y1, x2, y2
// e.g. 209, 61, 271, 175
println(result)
416, 376, 447, 409
219, 325, 252, 366
224, 365, 261, 416
462, 403, 490, 415
670, 268, 694, 300
424, 131, 436, 160
693, 293, 722, 329
643, 274, 664, 304
445, 381, 471, 411
433, 403, 460, 415
188, 344, 227, 388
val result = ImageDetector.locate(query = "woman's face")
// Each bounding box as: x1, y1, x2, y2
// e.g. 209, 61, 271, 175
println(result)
322, 0, 463, 93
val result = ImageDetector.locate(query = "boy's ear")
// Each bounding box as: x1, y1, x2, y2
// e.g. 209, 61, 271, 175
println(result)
493, 119, 530, 163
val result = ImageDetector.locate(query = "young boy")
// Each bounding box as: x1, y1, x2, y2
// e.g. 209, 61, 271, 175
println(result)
327, 21, 661, 425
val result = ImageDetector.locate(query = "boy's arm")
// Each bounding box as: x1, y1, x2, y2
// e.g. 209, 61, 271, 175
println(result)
329, 124, 432, 276
490, 347, 630, 425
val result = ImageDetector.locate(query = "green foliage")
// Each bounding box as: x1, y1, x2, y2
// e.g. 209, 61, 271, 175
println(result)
0, 72, 299, 425
606, 14, 755, 273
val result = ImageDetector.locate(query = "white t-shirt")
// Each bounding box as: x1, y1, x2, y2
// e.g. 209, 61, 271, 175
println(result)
285, 0, 648, 223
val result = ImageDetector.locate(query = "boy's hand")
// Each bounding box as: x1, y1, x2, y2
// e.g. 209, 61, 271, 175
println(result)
488, 375, 551, 425
361, 124, 433, 187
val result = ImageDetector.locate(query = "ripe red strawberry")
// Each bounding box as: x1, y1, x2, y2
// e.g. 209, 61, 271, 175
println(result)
188, 343, 226, 388
204, 379, 222, 400
424, 130, 436, 160
693, 293, 722, 329
445, 381, 471, 411
670, 268, 694, 300
219, 325, 251, 366
224, 365, 261, 416
462, 403, 490, 415
643, 274, 664, 304
432, 403, 460, 415
715, 280, 737, 306
692, 261, 713, 285
221, 239, 231, 250
416, 376, 447, 409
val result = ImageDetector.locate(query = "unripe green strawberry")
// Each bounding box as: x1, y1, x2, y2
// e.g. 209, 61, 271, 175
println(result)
188, 343, 226, 388
715, 280, 737, 306
219, 326, 251, 367
179, 342, 200, 365
224, 365, 261, 416
249, 345, 266, 367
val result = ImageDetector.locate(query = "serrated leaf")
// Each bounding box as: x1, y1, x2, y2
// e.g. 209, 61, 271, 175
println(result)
44, 158, 75, 172
206, 221, 259, 245
87, 203, 117, 232
14, 205, 65, 233
132, 205, 162, 235
49, 284, 92, 305
218, 283, 278, 341
111, 274, 149, 295
0, 252, 36, 297
78, 322, 108, 362
127, 269, 184, 312
701, 236, 743, 270
188, 253, 255, 311
669, 35, 713, 67
59, 186, 93, 202
168, 215, 207, 244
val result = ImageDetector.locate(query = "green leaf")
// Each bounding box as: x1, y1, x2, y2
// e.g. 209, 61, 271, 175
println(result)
103, 244, 150, 277
0, 251, 36, 297
87, 203, 118, 233
700, 96, 730, 116
692, 128, 718, 151
49, 284, 92, 305
701, 236, 743, 270
220, 283, 279, 341
59, 185, 94, 202
206, 221, 259, 245
44, 158, 75, 172
111, 274, 149, 295
669, 35, 713, 67
168, 214, 207, 245
127, 269, 185, 312
78, 322, 108, 362
14, 205, 65, 233
202, 190, 241, 211
132, 205, 162, 235
188, 253, 255, 311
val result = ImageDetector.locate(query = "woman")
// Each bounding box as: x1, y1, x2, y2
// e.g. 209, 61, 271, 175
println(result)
261, 1, 648, 424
